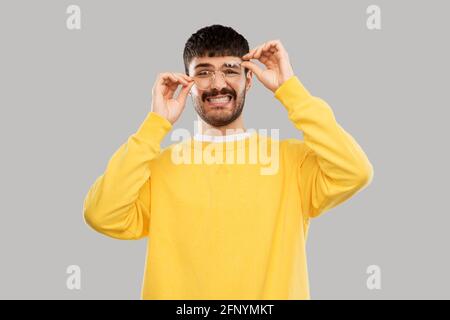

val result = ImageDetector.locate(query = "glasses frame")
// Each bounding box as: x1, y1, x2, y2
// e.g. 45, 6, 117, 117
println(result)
192, 63, 245, 90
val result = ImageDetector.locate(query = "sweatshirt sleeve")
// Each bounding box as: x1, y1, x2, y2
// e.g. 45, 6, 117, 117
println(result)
83, 112, 172, 239
274, 75, 374, 219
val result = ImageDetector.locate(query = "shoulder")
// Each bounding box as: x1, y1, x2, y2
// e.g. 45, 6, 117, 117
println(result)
259, 134, 311, 162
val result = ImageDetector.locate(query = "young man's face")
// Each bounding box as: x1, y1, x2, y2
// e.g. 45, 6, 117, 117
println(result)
188, 56, 253, 128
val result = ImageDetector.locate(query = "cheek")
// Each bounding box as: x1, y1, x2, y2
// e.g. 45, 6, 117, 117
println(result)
234, 86, 246, 100
236, 79, 248, 94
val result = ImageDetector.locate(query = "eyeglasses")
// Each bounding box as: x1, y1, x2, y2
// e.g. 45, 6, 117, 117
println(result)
192, 65, 244, 90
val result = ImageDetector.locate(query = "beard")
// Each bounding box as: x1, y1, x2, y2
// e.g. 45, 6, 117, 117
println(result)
192, 86, 247, 127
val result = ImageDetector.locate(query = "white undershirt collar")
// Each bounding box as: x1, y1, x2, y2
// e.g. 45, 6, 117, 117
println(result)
193, 131, 253, 143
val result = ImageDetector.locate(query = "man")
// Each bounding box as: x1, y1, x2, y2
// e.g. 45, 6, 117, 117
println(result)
83, 24, 374, 299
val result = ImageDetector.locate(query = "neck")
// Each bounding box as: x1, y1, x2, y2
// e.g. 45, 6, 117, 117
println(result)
197, 115, 246, 136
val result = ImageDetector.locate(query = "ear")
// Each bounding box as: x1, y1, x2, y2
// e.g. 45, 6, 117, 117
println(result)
245, 69, 253, 91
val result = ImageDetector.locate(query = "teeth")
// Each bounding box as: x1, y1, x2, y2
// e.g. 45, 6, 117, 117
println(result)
208, 96, 231, 103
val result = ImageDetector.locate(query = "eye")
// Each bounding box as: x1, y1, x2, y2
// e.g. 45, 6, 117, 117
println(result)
197, 71, 211, 77
224, 69, 239, 75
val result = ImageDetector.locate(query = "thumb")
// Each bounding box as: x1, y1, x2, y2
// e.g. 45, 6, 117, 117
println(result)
176, 81, 194, 106
241, 61, 264, 79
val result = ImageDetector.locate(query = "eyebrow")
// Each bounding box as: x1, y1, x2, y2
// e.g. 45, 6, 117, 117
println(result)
194, 62, 241, 70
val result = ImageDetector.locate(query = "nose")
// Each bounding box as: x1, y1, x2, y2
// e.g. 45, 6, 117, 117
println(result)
210, 72, 227, 90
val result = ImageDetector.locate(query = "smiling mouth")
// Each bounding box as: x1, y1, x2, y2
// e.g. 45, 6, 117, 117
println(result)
206, 94, 233, 107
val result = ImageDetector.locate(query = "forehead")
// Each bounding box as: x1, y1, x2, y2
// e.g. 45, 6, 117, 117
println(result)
189, 56, 242, 72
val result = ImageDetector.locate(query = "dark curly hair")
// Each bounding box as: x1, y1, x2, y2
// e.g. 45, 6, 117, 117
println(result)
183, 24, 250, 76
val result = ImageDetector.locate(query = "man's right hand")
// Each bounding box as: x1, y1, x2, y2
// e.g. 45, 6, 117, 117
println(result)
151, 72, 195, 125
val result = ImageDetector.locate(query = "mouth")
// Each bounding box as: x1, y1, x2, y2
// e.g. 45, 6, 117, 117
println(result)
206, 94, 233, 108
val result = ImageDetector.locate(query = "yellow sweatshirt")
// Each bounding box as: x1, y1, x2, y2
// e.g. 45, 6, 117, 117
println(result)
83, 75, 374, 300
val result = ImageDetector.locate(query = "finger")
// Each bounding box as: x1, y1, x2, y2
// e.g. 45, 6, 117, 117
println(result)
159, 73, 175, 88
161, 74, 179, 99
240, 60, 264, 79
262, 42, 273, 52
276, 40, 286, 52
271, 40, 288, 57
261, 41, 279, 56
263, 43, 277, 54
242, 50, 255, 60
157, 73, 169, 87
242, 47, 257, 59
179, 73, 194, 82
254, 44, 266, 59
260, 40, 283, 57
243, 43, 263, 60
164, 83, 177, 99
242, 44, 273, 69
176, 81, 195, 106
260, 42, 285, 63
165, 73, 194, 99
174, 73, 193, 85
259, 54, 270, 65
163, 77, 186, 100
261, 50, 272, 58
154, 73, 171, 96
160, 73, 185, 87
170, 73, 189, 86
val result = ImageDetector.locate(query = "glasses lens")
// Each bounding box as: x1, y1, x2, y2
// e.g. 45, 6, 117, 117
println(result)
193, 68, 243, 90
193, 76, 211, 90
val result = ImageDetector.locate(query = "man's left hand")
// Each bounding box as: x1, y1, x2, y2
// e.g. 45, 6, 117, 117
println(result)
241, 40, 295, 93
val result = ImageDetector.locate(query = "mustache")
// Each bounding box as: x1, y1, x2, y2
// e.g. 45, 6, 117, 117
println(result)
203, 88, 236, 102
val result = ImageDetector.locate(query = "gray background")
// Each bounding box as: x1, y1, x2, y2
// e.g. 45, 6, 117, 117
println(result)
0, 0, 449, 299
